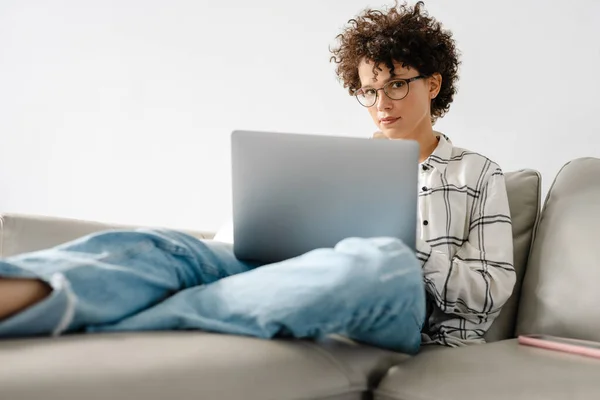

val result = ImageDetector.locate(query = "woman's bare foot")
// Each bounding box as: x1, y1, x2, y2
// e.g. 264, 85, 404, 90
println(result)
0, 279, 52, 321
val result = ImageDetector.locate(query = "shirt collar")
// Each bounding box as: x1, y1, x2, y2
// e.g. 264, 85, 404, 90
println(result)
422, 132, 453, 174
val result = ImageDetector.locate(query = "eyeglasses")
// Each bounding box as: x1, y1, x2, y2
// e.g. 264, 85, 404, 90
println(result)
354, 75, 426, 107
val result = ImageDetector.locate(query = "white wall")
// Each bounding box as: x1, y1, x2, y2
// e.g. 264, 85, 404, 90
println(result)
1, 0, 599, 231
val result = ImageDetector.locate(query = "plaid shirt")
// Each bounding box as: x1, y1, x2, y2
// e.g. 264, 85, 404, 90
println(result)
417, 134, 515, 346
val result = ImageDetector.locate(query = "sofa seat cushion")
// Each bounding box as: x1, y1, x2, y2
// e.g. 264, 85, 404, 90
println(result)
374, 339, 600, 400
0, 332, 409, 400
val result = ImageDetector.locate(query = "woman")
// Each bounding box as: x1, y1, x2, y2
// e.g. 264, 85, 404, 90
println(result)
0, 1, 514, 354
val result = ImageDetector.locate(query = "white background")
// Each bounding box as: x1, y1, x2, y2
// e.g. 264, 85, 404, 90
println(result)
1, 0, 599, 232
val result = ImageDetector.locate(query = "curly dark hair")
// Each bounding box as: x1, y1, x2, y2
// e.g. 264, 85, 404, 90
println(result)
330, 1, 460, 122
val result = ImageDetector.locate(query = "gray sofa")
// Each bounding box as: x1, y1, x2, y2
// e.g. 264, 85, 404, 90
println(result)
1, 157, 599, 400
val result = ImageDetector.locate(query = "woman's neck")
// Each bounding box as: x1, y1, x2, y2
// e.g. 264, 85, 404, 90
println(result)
418, 132, 439, 162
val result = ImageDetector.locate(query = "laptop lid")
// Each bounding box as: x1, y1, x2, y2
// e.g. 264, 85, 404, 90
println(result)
231, 130, 419, 264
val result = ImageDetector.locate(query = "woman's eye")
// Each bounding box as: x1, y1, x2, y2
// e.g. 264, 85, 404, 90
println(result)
391, 81, 406, 88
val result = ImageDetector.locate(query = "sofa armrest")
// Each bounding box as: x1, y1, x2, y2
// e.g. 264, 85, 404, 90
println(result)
0, 213, 215, 257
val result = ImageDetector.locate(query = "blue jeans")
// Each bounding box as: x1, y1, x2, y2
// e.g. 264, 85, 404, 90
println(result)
0, 229, 425, 354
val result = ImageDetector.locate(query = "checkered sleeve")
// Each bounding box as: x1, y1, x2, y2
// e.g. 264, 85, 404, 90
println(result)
415, 171, 516, 324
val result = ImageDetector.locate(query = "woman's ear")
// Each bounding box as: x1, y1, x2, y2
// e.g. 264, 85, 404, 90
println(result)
429, 73, 442, 99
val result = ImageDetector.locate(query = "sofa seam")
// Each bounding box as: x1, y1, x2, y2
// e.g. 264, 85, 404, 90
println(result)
297, 340, 367, 392
539, 160, 572, 217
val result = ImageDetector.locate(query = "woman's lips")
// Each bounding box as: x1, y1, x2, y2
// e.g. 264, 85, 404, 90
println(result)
380, 117, 400, 126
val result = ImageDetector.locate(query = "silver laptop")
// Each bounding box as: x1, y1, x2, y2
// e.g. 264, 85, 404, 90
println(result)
231, 130, 419, 263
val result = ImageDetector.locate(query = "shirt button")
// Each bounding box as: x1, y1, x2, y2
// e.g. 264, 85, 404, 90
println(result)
422, 165, 429, 171
423, 220, 429, 226
422, 186, 428, 192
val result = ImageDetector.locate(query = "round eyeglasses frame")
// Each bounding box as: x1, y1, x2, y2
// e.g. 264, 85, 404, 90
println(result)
354, 75, 426, 107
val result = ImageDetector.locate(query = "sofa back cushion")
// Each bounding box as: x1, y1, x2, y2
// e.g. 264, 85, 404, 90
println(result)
0, 214, 213, 257
484, 169, 541, 342
516, 158, 600, 341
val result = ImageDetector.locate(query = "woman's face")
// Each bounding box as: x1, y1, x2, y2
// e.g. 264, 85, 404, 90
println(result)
357, 59, 441, 140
